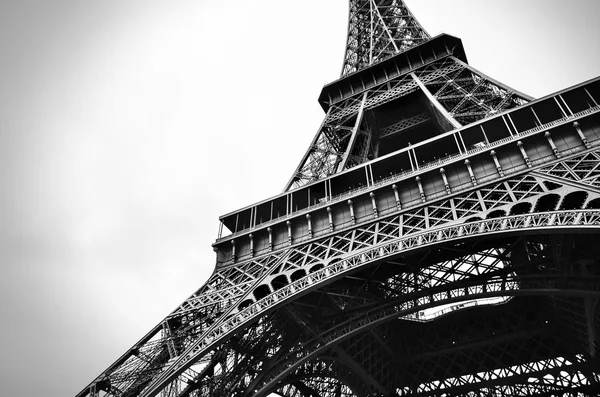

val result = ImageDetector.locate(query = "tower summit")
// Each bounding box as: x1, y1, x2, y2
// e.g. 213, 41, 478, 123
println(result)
79, 1, 600, 396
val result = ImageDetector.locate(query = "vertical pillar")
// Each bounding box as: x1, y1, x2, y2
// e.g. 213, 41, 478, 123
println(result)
286, 221, 292, 245
306, 214, 312, 238
465, 159, 476, 185
348, 200, 355, 225
364, 166, 371, 187
440, 168, 450, 194
267, 227, 273, 251
584, 87, 599, 107
392, 184, 401, 209
369, 192, 378, 217
456, 133, 466, 154
573, 121, 590, 148
412, 147, 420, 170
415, 176, 425, 203
480, 125, 490, 145
327, 207, 334, 231
530, 108, 543, 126
407, 143, 415, 171
453, 134, 463, 154
249, 234, 254, 257
517, 141, 531, 167
502, 115, 516, 136
545, 131, 561, 158
554, 97, 569, 117
490, 150, 504, 177
231, 240, 236, 262
559, 95, 574, 116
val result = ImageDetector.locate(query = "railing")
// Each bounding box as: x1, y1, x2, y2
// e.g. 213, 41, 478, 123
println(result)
401, 296, 513, 322
216, 105, 600, 244
516, 105, 600, 140
416, 152, 463, 172
221, 143, 598, 266
220, 147, 599, 265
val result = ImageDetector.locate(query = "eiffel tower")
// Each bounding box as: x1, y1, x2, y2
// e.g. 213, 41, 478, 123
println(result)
78, 1, 600, 396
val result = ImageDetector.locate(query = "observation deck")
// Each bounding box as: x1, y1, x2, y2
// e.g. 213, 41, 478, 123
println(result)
214, 76, 600, 266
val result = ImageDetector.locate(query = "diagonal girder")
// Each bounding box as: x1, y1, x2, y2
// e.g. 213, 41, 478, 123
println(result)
341, 0, 430, 76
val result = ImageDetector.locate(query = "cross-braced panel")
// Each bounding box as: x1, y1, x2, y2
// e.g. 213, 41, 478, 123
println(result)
416, 57, 531, 126
342, 0, 430, 76
538, 150, 600, 190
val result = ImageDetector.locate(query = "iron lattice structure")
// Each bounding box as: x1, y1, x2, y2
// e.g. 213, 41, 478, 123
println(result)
78, 1, 600, 397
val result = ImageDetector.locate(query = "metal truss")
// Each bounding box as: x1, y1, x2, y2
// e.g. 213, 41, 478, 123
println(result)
165, 235, 596, 397
80, 144, 600, 396
286, 0, 534, 192
398, 356, 595, 396
341, 0, 430, 76
82, 213, 600, 396
254, 274, 600, 393
538, 150, 600, 190
285, 55, 532, 191
77, 1, 600, 397
248, 236, 600, 396
420, 57, 531, 126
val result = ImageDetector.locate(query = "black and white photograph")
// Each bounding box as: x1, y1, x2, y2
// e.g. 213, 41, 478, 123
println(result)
1, 1, 600, 396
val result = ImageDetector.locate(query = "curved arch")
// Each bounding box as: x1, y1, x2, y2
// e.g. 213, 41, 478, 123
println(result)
586, 198, 600, 209
309, 264, 324, 274
271, 275, 289, 291
509, 202, 532, 216
464, 216, 482, 223
141, 210, 600, 397
291, 269, 307, 282
253, 284, 272, 301
238, 299, 254, 311
326, 257, 342, 266
559, 191, 588, 210
534, 193, 560, 212
487, 209, 506, 219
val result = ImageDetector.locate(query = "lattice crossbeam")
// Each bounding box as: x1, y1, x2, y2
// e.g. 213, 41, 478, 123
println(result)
342, 0, 430, 76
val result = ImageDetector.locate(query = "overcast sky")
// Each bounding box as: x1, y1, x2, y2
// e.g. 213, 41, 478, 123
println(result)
1, 1, 599, 396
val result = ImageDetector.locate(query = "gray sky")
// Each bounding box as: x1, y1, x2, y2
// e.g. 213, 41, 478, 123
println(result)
1, 1, 599, 396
